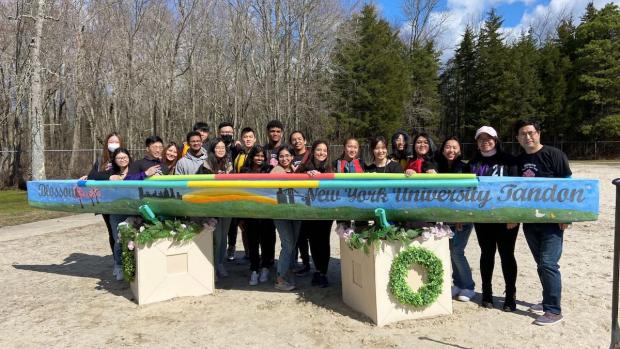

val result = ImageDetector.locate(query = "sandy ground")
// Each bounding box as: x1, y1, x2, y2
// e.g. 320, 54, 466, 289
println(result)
0, 163, 618, 349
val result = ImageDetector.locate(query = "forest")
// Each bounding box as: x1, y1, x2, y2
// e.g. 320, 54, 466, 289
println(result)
0, 1, 618, 187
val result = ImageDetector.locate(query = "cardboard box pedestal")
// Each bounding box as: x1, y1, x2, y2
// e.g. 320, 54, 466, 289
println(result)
340, 236, 452, 326
130, 230, 214, 305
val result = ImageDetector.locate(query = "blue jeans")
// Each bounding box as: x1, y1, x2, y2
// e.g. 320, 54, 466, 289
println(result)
214, 218, 232, 265
274, 220, 301, 278
449, 224, 475, 290
109, 214, 130, 267
523, 223, 564, 314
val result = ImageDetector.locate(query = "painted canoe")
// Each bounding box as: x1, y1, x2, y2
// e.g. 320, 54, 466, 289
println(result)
27, 174, 599, 223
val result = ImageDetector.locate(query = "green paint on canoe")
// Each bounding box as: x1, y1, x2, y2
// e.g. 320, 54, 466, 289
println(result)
29, 198, 597, 223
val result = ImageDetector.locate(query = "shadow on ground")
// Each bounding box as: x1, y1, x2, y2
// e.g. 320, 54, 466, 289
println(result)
216, 252, 371, 324
12, 252, 134, 301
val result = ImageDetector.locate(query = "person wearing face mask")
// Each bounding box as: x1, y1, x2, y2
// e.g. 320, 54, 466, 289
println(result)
298, 140, 334, 288
217, 121, 246, 261
466, 126, 519, 312
435, 137, 476, 303
81, 132, 123, 277
217, 121, 240, 161
389, 131, 412, 169
126, 136, 168, 180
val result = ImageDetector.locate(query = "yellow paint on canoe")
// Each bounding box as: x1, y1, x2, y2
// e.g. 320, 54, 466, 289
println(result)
187, 180, 320, 189
189, 188, 257, 197
183, 194, 277, 205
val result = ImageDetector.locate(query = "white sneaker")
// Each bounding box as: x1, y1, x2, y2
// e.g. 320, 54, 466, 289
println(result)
249, 271, 259, 286
216, 264, 229, 278
275, 280, 295, 291
451, 286, 461, 298
113, 265, 123, 281
457, 289, 476, 302
259, 267, 270, 283
529, 303, 544, 315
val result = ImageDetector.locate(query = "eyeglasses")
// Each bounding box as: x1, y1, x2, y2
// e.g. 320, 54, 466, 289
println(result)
115, 156, 129, 161
518, 130, 538, 138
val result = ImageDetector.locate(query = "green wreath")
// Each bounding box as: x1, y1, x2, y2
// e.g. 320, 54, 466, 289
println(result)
388, 246, 443, 308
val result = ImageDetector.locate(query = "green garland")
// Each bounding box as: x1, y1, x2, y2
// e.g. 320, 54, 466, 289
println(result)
345, 224, 425, 254
388, 246, 443, 308
118, 219, 202, 282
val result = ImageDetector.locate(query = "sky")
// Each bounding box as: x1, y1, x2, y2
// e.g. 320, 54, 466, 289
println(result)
374, 0, 620, 61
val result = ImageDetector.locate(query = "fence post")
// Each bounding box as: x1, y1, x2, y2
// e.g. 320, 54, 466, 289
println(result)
612, 178, 620, 349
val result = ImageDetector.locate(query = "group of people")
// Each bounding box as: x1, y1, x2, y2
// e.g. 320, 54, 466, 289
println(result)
85, 118, 571, 327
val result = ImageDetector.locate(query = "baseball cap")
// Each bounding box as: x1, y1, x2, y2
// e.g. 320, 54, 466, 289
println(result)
475, 126, 498, 140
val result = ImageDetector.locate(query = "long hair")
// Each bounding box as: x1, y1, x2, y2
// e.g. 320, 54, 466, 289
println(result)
299, 140, 332, 173
369, 136, 388, 161
390, 130, 411, 160
338, 137, 361, 161
163, 142, 181, 171
110, 147, 132, 174
205, 137, 231, 173
412, 132, 436, 162
435, 136, 464, 173
100, 132, 123, 171
241, 144, 271, 173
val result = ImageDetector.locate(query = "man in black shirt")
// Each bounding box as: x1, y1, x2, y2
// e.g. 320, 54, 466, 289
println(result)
127, 136, 168, 179
512, 119, 571, 326
264, 120, 285, 168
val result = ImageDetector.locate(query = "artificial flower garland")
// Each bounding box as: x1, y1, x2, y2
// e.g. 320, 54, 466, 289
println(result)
337, 222, 450, 308
118, 217, 216, 282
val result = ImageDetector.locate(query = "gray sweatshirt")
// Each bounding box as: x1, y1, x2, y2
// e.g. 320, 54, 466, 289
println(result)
175, 149, 208, 175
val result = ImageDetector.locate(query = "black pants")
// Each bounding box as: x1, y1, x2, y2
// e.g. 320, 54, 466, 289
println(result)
474, 223, 519, 297
246, 218, 276, 271
228, 218, 248, 253
304, 220, 333, 275
102, 214, 114, 254
296, 228, 310, 267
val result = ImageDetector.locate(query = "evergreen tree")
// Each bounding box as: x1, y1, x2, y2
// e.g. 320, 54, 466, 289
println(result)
507, 30, 543, 134
330, 5, 409, 140
574, 3, 620, 139
472, 9, 513, 137
405, 41, 441, 135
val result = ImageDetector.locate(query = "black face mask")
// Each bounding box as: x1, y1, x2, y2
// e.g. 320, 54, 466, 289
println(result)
222, 135, 233, 145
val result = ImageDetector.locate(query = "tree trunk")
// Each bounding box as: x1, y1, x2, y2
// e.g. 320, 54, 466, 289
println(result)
29, 0, 47, 180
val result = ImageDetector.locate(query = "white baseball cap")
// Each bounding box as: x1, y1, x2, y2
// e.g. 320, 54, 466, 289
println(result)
475, 126, 498, 140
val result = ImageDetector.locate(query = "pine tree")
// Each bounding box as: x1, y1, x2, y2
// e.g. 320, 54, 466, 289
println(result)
472, 9, 513, 137
330, 5, 409, 140
506, 30, 543, 135
574, 3, 620, 139
405, 41, 440, 135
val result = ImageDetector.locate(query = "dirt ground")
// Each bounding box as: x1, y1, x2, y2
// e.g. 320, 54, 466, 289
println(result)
0, 163, 618, 348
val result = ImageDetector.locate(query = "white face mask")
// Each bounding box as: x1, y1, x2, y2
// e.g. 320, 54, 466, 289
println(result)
108, 143, 120, 152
